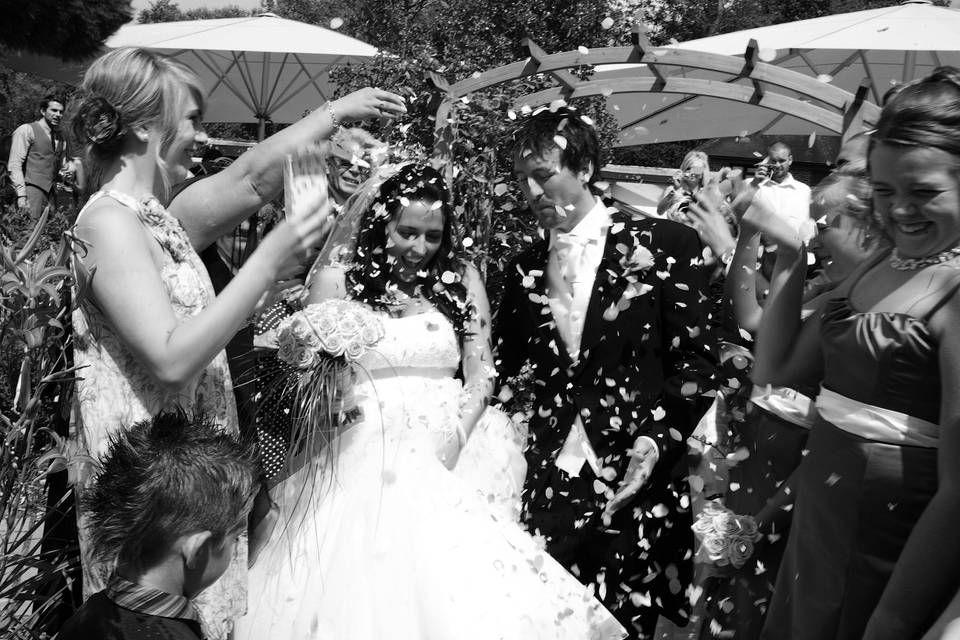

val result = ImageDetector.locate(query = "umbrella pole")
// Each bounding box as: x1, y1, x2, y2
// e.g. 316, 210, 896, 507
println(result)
257, 116, 266, 142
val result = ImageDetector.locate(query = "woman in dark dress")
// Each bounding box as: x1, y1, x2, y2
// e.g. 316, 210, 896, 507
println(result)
692, 169, 883, 639
756, 67, 960, 640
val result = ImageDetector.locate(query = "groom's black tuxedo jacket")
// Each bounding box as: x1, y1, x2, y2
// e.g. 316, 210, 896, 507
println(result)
494, 210, 717, 621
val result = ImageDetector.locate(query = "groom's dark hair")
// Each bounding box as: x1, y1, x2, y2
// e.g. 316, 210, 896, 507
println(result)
83, 409, 259, 573
510, 105, 602, 184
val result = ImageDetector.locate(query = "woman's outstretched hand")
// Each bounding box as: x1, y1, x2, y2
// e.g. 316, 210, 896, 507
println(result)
333, 88, 407, 123
255, 189, 335, 282
687, 173, 737, 260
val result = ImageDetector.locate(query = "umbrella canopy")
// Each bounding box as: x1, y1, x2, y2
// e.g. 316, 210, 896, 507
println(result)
595, 0, 960, 146
0, 13, 378, 137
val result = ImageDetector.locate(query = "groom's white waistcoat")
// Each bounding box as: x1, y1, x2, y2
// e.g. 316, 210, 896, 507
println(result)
546, 198, 610, 477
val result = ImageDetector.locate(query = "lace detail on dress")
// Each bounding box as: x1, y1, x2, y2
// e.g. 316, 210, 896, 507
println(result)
70, 190, 242, 640
355, 311, 460, 374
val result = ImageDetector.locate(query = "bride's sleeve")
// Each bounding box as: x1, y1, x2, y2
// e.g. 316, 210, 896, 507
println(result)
458, 264, 496, 441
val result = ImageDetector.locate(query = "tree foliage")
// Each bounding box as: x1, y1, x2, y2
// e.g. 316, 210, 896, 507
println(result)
0, 0, 130, 61
137, 0, 255, 23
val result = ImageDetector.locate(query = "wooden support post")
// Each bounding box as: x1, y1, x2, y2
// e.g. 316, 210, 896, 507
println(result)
427, 71, 450, 93
523, 37, 579, 97
629, 23, 665, 90
841, 78, 871, 141
743, 38, 764, 105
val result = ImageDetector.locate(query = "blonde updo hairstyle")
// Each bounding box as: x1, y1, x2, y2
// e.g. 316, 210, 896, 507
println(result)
72, 47, 207, 199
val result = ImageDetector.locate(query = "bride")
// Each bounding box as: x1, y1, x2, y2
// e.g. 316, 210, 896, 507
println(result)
234, 163, 625, 639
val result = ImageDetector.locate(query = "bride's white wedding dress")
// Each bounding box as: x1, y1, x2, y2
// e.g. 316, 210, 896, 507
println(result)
234, 309, 625, 640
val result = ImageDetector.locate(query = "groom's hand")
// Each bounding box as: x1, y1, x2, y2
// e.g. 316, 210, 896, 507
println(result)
603, 437, 659, 517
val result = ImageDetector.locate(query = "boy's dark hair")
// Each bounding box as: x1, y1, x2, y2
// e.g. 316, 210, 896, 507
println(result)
510, 106, 601, 184
40, 95, 64, 111
84, 409, 259, 573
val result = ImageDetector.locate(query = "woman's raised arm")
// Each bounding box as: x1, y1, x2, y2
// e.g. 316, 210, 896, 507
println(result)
77, 197, 328, 390
172, 88, 406, 250
458, 264, 496, 442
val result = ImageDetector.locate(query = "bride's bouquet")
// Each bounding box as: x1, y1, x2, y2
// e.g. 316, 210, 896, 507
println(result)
692, 500, 763, 571
275, 299, 384, 368
260, 299, 385, 479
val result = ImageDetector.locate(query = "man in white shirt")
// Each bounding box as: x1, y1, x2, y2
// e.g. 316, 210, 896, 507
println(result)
754, 141, 811, 233
7, 95, 73, 221
495, 106, 717, 639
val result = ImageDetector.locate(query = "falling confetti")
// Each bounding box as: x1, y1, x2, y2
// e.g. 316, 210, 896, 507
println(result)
329, 17, 344, 29
758, 48, 778, 62
578, 46, 590, 54
808, 131, 817, 148
601, 16, 614, 29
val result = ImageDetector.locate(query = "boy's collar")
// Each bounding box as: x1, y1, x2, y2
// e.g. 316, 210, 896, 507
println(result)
106, 574, 201, 623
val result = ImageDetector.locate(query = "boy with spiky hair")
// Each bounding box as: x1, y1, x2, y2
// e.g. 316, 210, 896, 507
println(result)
58, 410, 259, 640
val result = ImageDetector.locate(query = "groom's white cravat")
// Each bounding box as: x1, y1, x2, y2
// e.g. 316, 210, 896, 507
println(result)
547, 199, 611, 477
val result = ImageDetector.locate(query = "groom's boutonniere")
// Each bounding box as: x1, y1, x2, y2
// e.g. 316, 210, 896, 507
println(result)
603, 238, 657, 321
617, 241, 655, 278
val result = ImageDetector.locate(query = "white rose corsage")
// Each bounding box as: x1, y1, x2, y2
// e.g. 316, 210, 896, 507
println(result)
618, 242, 656, 276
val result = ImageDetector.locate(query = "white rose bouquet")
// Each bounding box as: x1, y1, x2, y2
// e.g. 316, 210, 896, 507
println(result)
275, 299, 384, 368
692, 500, 763, 570
261, 299, 385, 480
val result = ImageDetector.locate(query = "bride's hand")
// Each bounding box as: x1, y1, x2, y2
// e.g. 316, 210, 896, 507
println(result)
436, 433, 462, 470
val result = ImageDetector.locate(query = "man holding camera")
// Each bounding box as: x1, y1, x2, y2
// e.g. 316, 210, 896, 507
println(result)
753, 141, 810, 233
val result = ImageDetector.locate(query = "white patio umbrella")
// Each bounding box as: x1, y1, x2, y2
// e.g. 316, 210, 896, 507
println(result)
594, 0, 960, 146
1, 13, 378, 139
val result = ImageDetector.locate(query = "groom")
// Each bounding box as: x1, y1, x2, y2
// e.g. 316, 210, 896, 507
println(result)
494, 107, 717, 638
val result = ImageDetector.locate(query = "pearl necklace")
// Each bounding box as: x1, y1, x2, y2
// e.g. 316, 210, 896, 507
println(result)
889, 245, 960, 271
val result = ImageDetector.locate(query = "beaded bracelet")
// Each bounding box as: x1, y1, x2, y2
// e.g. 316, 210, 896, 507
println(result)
326, 101, 341, 129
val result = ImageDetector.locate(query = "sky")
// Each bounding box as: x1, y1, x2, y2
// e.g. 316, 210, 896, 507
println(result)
128, 0, 265, 21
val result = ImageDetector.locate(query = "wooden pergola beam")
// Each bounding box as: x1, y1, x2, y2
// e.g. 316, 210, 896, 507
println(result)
515, 76, 873, 135
432, 39, 882, 155
522, 37, 580, 95
444, 45, 856, 111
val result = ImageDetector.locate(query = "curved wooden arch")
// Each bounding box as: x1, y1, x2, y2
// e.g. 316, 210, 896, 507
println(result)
432, 25, 880, 153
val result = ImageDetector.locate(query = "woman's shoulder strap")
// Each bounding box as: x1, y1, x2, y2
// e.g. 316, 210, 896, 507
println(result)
74, 190, 142, 226
922, 271, 960, 322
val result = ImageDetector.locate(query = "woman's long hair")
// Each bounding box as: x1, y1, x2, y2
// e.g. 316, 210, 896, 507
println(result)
345, 163, 474, 339
71, 47, 207, 201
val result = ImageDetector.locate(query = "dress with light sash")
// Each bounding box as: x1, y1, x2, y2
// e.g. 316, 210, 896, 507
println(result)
762, 260, 960, 640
